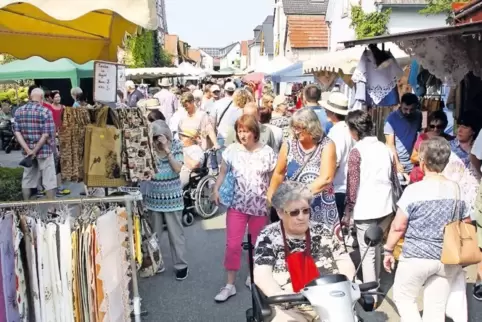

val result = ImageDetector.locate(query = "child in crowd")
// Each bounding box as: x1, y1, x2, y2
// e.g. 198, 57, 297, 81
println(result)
178, 129, 205, 188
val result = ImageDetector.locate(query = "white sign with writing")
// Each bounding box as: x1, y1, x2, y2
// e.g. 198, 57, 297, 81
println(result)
94, 61, 117, 103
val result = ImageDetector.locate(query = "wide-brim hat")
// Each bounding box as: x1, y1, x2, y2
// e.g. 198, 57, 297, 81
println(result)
320, 92, 349, 115
158, 78, 171, 87
138, 98, 161, 110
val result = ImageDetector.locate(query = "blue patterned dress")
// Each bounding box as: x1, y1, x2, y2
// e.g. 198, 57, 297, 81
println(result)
144, 139, 184, 213
286, 136, 338, 229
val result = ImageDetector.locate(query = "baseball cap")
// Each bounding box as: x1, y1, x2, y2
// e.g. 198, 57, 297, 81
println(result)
210, 85, 221, 92
224, 82, 236, 92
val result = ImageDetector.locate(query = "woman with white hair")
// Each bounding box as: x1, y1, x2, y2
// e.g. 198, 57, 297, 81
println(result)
267, 107, 338, 229
143, 120, 189, 280
70, 87, 84, 107
254, 181, 355, 322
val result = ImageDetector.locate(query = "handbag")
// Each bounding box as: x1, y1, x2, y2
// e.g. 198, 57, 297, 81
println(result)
219, 161, 235, 206
280, 221, 320, 292
440, 182, 482, 265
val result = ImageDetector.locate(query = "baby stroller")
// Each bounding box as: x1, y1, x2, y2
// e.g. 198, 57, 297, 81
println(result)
181, 149, 219, 226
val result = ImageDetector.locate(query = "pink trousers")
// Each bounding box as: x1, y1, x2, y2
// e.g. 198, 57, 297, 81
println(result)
224, 208, 268, 271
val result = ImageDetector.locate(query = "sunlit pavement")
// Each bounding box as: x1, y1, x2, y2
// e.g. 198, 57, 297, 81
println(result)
1, 150, 480, 321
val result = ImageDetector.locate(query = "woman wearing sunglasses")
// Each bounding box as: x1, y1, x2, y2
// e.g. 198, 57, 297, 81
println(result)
253, 181, 355, 322
410, 110, 453, 183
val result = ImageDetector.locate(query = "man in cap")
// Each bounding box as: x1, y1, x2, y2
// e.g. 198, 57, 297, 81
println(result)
125, 80, 145, 108
322, 92, 354, 219
154, 78, 178, 124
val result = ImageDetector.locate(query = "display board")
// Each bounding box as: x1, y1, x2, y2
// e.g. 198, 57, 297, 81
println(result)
94, 61, 118, 103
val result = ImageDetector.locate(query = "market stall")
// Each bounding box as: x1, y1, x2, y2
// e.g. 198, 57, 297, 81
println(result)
0, 0, 157, 63
0, 56, 93, 87
126, 67, 186, 80
339, 20, 482, 134
0, 1, 158, 321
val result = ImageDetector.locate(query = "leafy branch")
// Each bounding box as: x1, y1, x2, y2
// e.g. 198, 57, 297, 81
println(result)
125, 29, 172, 68
419, 0, 469, 23
350, 6, 391, 40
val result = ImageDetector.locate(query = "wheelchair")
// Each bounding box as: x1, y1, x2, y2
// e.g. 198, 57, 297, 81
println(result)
181, 149, 219, 226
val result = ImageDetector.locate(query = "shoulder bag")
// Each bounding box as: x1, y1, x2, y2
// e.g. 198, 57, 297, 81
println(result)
440, 182, 482, 265
219, 156, 235, 207
217, 101, 233, 127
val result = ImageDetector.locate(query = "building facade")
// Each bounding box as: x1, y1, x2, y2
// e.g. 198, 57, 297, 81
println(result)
156, 0, 168, 45
273, 0, 330, 61
326, 0, 446, 51
198, 43, 241, 71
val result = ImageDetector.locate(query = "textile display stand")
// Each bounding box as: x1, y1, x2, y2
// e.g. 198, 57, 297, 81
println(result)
0, 195, 146, 322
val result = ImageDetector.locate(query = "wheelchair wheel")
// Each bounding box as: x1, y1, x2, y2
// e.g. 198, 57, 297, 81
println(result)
194, 175, 218, 218
182, 210, 195, 227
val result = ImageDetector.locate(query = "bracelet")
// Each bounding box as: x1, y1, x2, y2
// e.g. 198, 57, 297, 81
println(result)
383, 247, 394, 254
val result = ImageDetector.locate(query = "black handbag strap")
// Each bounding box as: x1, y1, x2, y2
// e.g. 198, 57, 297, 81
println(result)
217, 101, 233, 127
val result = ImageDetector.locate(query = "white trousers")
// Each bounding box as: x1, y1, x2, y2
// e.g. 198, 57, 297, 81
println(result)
394, 256, 462, 322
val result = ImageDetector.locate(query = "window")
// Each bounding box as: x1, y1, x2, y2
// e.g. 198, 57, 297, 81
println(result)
342, 0, 350, 17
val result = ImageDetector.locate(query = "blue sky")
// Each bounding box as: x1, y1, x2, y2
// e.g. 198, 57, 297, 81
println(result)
165, 0, 272, 48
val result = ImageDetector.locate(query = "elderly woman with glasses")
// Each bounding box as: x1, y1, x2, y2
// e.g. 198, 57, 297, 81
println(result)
267, 107, 338, 229
143, 121, 189, 281
254, 181, 355, 322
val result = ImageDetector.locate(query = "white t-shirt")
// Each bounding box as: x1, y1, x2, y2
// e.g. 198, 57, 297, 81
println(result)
182, 145, 205, 171
327, 121, 354, 193
169, 108, 187, 139
471, 131, 482, 171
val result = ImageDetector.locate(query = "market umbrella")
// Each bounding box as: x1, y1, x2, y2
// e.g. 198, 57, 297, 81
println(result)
0, 56, 94, 87
0, 0, 158, 63
242, 72, 265, 84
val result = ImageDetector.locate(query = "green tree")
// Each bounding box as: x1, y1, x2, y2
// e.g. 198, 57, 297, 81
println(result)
419, 0, 468, 16
125, 29, 172, 68
0, 54, 16, 65
351, 6, 391, 39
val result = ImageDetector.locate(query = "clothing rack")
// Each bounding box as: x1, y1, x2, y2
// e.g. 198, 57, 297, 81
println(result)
0, 195, 144, 322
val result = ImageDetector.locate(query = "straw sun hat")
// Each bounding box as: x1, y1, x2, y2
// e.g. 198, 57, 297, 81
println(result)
319, 92, 349, 115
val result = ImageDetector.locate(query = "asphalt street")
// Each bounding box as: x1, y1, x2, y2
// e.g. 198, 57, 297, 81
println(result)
1, 150, 481, 321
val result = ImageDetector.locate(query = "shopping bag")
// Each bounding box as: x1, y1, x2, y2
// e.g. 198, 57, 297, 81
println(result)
219, 163, 235, 206
139, 216, 164, 278
441, 183, 482, 265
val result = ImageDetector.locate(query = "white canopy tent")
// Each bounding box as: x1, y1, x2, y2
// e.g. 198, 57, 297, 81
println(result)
178, 62, 209, 77
126, 67, 185, 80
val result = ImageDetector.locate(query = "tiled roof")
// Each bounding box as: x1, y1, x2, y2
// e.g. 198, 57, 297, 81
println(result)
378, 0, 428, 4
241, 41, 249, 56
199, 42, 240, 58
287, 15, 329, 48
282, 0, 329, 15
188, 49, 201, 63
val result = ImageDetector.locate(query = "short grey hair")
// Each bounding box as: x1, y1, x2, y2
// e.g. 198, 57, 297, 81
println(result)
271, 181, 313, 211
70, 87, 83, 98
419, 136, 451, 173
290, 107, 324, 142
151, 120, 172, 141
30, 88, 44, 99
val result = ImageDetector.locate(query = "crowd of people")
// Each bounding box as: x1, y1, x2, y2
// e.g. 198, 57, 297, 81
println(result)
8, 76, 482, 321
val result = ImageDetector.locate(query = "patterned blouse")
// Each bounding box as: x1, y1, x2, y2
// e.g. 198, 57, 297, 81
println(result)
254, 221, 345, 293
286, 137, 338, 229
222, 143, 277, 216
144, 139, 184, 213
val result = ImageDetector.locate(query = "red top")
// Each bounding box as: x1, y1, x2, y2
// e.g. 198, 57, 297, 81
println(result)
42, 102, 63, 130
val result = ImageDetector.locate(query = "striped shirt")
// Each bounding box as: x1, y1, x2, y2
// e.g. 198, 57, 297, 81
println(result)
14, 102, 55, 158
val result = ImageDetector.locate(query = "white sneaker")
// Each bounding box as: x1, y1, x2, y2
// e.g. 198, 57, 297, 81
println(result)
214, 285, 236, 302
245, 276, 251, 290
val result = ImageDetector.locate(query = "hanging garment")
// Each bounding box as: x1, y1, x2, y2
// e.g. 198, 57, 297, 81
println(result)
0, 214, 20, 322
24, 218, 41, 322
95, 208, 131, 321
71, 230, 81, 322
352, 50, 403, 105
46, 223, 62, 321
13, 217, 28, 321
37, 220, 56, 322
58, 218, 74, 322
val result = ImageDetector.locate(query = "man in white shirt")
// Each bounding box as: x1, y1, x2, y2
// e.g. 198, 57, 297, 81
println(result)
212, 82, 236, 165
322, 92, 354, 219
153, 78, 177, 124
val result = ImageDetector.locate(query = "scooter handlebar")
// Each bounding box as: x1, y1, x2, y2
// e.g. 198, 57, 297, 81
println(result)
266, 293, 308, 305
358, 281, 379, 292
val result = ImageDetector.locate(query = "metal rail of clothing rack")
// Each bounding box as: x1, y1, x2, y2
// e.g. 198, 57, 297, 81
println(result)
0, 195, 145, 322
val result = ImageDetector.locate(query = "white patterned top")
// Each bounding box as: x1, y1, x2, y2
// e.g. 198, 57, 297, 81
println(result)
254, 221, 345, 293
222, 143, 277, 216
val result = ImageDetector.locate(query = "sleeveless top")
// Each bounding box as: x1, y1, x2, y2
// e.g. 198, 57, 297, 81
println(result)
286, 136, 338, 229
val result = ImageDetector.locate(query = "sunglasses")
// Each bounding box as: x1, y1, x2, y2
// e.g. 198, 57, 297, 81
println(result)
429, 124, 444, 130
285, 207, 310, 217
